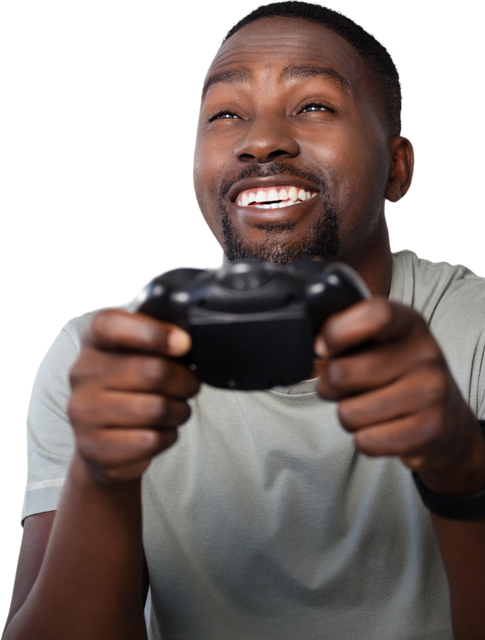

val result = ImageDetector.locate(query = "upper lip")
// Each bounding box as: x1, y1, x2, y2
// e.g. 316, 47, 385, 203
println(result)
227, 175, 320, 203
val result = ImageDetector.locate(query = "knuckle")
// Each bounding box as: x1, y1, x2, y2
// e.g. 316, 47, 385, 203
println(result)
148, 395, 192, 427
338, 399, 356, 427
142, 357, 168, 385
90, 309, 115, 339
421, 371, 449, 406
415, 335, 444, 366
67, 390, 92, 426
317, 374, 339, 401
137, 394, 168, 423
369, 297, 394, 329
68, 361, 84, 388
68, 352, 98, 388
328, 360, 350, 389
417, 411, 444, 445
76, 433, 104, 466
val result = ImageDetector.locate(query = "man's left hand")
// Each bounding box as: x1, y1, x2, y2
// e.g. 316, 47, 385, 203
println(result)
315, 297, 485, 496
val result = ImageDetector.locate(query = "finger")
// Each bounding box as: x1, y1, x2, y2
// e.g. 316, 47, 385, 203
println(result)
315, 298, 425, 358
317, 335, 444, 400
352, 410, 444, 459
77, 428, 178, 477
337, 366, 449, 431
84, 308, 191, 357
70, 350, 200, 399
68, 388, 192, 431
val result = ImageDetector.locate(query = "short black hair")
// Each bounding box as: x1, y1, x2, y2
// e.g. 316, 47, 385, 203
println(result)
224, 1, 401, 136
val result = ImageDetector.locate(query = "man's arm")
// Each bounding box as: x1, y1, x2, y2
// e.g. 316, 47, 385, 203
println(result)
316, 297, 485, 640
419, 420, 485, 640
4, 473, 150, 640
429, 513, 485, 639
3, 309, 198, 640
4, 511, 150, 632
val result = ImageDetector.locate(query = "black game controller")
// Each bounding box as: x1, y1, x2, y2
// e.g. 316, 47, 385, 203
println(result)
136, 261, 371, 390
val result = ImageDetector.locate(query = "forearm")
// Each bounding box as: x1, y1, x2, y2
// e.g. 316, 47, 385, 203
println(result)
419, 427, 485, 640
431, 514, 485, 640
3, 454, 148, 640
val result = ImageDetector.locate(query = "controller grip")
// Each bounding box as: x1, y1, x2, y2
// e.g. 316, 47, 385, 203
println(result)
136, 268, 206, 327
307, 263, 371, 333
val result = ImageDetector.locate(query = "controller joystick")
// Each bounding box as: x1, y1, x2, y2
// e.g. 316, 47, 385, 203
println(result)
136, 260, 370, 390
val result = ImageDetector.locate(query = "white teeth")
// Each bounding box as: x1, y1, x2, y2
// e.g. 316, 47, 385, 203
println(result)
237, 186, 318, 207
264, 199, 298, 209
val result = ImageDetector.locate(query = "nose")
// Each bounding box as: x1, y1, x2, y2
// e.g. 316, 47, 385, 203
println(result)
234, 114, 300, 163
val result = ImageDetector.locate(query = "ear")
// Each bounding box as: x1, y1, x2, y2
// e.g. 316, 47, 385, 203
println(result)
385, 137, 414, 203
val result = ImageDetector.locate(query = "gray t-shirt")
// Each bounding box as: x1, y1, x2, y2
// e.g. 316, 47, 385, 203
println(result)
22, 251, 485, 639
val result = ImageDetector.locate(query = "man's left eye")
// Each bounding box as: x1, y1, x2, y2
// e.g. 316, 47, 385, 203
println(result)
301, 103, 328, 113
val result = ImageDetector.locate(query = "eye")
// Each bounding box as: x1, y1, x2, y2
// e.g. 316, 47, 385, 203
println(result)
209, 110, 239, 122
300, 102, 333, 114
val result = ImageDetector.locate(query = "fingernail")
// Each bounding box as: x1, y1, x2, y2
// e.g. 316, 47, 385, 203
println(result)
167, 329, 191, 355
314, 337, 330, 358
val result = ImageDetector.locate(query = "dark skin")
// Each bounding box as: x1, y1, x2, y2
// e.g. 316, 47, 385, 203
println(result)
194, 19, 396, 381
194, 18, 397, 292
191, 18, 485, 639
192, 18, 485, 493
4, 17, 485, 640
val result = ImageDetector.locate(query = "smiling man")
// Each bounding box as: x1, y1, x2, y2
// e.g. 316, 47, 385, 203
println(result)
4, 3, 485, 640
194, 9, 403, 288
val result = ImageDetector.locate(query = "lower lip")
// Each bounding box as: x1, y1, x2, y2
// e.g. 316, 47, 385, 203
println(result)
233, 198, 316, 224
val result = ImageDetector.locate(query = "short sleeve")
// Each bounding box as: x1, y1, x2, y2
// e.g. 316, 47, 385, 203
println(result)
18, 263, 217, 527
18, 301, 130, 527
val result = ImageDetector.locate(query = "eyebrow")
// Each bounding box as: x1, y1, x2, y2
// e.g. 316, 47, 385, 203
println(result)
201, 64, 351, 100
280, 65, 351, 91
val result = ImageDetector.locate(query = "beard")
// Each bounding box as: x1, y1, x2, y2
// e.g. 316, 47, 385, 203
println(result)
216, 162, 341, 265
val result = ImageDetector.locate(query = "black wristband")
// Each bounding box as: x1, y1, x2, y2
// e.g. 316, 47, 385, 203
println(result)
412, 419, 485, 520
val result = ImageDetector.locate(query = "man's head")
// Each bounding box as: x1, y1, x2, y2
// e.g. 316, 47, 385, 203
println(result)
193, 2, 413, 292
224, 2, 402, 138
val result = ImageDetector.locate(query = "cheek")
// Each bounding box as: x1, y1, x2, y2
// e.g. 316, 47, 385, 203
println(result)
193, 134, 208, 204
307, 124, 375, 173
194, 131, 227, 196
193, 136, 225, 237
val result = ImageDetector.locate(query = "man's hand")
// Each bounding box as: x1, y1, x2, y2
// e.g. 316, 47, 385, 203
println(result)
315, 297, 485, 496
68, 308, 200, 484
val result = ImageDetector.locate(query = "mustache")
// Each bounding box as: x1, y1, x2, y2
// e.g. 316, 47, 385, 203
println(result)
219, 161, 328, 198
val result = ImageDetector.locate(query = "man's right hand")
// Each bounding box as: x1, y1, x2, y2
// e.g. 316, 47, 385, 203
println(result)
68, 308, 200, 484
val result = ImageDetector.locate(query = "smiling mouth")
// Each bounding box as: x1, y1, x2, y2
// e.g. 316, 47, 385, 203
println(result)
236, 185, 318, 209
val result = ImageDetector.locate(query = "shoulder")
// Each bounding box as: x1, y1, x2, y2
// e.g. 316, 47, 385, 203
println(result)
390, 250, 485, 322
391, 252, 485, 410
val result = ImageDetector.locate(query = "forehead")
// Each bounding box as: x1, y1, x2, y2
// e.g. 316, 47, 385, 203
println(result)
205, 17, 364, 94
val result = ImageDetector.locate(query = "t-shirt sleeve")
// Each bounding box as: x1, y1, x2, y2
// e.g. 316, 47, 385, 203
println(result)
18, 263, 216, 527
432, 287, 485, 422
21, 311, 97, 522
394, 252, 485, 422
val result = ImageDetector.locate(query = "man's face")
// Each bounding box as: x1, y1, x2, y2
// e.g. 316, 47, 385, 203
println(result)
193, 17, 393, 270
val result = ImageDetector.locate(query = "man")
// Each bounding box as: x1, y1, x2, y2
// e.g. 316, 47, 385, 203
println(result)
3, 2, 485, 639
